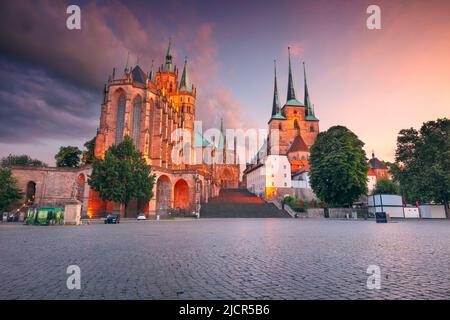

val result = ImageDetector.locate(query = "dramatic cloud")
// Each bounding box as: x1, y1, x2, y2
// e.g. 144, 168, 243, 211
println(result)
0, 0, 245, 156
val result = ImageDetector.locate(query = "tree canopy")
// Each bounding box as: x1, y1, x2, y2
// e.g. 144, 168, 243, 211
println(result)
0, 168, 23, 212
391, 118, 449, 217
373, 177, 400, 195
309, 125, 369, 207
82, 136, 96, 165
1, 154, 47, 167
88, 136, 155, 216
55, 146, 82, 167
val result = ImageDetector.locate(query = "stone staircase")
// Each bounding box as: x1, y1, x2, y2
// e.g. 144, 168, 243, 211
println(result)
200, 189, 291, 218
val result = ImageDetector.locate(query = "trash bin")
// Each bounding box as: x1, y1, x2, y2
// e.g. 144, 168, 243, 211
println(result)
324, 208, 329, 218
375, 212, 387, 223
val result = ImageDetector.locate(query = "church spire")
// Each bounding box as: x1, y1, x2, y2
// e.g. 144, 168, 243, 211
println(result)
286, 47, 296, 102
164, 38, 174, 72
271, 60, 281, 117
124, 51, 130, 74
149, 60, 155, 83
303, 61, 312, 115
179, 57, 192, 92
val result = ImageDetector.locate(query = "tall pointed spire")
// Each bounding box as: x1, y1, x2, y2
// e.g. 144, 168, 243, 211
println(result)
149, 60, 155, 83
164, 38, 174, 72
286, 47, 296, 102
271, 60, 281, 117
303, 61, 312, 115
179, 57, 192, 92
124, 51, 130, 74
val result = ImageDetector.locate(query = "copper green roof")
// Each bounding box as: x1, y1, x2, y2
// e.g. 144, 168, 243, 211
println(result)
179, 58, 192, 92
194, 130, 212, 147
306, 115, 319, 121
163, 39, 174, 72
270, 114, 286, 121
284, 99, 304, 107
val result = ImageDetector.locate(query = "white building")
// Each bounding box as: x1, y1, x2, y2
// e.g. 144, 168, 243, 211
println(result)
245, 155, 291, 197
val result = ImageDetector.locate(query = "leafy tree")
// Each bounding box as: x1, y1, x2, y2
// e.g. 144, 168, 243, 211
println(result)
309, 125, 369, 207
82, 136, 96, 165
55, 146, 82, 167
88, 136, 155, 217
0, 168, 23, 212
373, 177, 400, 195
1, 154, 47, 167
392, 118, 449, 217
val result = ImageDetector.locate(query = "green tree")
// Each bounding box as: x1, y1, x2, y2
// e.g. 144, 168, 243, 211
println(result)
88, 136, 155, 217
373, 177, 400, 195
0, 168, 23, 212
309, 125, 369, 207
82, 136, 96, 165
392, 118, 450, 217
55, 146, 82, 167
1, 154, 47, 167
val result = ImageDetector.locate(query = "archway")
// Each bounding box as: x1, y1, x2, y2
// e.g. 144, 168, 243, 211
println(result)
174, 179, 189, 209
26, 181, 36, 204
220, 167, 235, 189
76, 174, 86, 203
156, 175, 171, 213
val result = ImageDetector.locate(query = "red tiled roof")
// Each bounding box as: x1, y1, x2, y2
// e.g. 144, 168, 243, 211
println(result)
288, 134, 309, 153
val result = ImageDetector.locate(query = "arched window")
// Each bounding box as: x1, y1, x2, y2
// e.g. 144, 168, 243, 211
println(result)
115, 94, 126, 144
310, 125, 315, 132
278, 123, 282, 130
132, 96, 142, 146
294, 120, 300, 130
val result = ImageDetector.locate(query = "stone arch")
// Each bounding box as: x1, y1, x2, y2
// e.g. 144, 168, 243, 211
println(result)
173, 179, 189, 209
115, 89, 127, 144
219, 167, 235, 189
76, 173, 86, 203
26, 181, 36, 204
156, 175, 171, 213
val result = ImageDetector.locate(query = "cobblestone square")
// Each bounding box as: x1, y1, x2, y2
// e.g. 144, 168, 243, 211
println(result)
0, 219, 449, 299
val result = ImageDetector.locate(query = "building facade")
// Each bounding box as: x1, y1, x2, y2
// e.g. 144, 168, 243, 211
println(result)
244, 48, 319, 200
11, 41, 240, 218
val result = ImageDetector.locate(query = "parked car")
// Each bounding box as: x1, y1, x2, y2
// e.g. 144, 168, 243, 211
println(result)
137, 213, 146, 220
104, 214, 120, 224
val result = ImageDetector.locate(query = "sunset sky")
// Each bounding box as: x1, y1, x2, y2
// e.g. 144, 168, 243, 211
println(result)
0, 0, 449, 165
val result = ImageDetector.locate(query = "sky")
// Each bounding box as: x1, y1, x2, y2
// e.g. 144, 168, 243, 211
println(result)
0, 0, 449, 165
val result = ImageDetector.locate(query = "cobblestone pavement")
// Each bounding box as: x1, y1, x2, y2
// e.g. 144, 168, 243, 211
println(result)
0, 219, 449, 299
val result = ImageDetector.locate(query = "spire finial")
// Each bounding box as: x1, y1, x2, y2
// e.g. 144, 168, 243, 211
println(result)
179, 56, 191, 92
271, 59, 282, 118
287, 46, 296, 101
164, 38, 173, 72
303, 61, 312, 115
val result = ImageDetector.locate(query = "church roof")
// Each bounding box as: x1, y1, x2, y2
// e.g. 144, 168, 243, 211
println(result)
131, 65, 147, 84
284, 99, 304, 107
179, 58, 192, 92
286, 47, 296, 102
288, 134, 309, 153
369, 157, 387, 170
194, 130, 212, 148
306, 114, 319, 121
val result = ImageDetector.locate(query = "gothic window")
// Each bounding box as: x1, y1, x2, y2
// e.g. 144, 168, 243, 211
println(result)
294, 120, 300, 130
310, 125, 314, 132
115, 94, 126, 144
132, 95, 142, 146
279, 123, 282, 130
